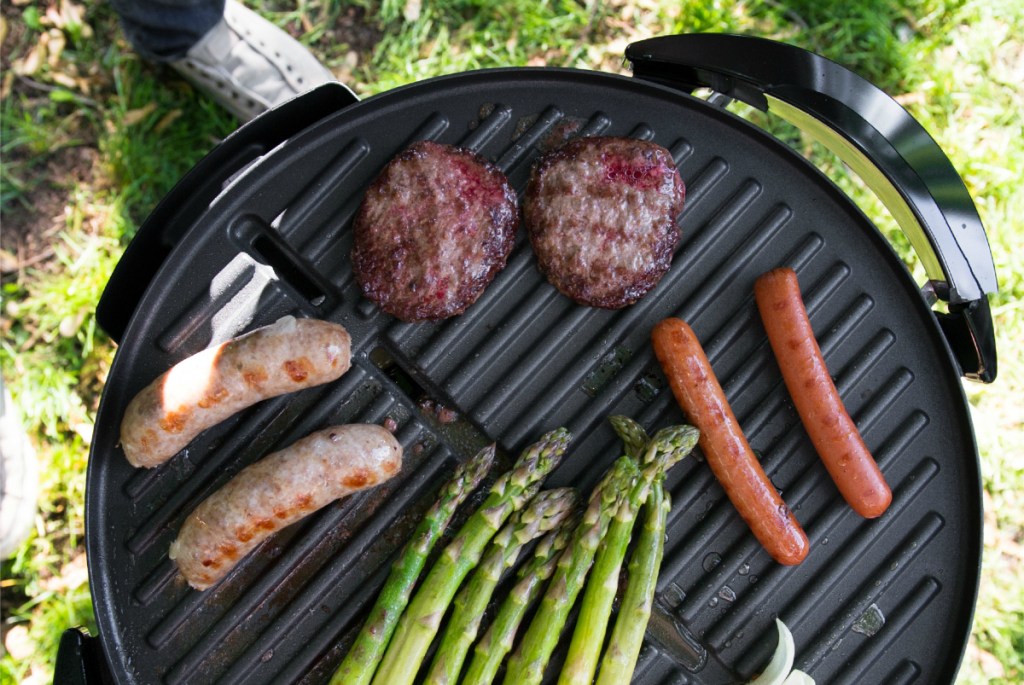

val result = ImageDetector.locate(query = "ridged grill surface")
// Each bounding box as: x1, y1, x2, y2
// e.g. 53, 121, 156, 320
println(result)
86, 69, 981, 685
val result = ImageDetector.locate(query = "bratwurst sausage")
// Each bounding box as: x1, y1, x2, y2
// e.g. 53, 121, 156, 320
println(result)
754, 267, 892, 518
169, 423, 402, 590
120, 316, 351, 468
652, 318, 809, 565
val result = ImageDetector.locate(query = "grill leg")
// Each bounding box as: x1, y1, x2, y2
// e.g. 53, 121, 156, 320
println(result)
54, 628, 115, 685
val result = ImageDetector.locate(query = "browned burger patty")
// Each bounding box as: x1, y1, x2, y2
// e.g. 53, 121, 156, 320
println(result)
524, 136, 685, 308
351, 141, 519, 322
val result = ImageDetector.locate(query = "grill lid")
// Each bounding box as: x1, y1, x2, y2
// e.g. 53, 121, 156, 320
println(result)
86, 55, 986, 685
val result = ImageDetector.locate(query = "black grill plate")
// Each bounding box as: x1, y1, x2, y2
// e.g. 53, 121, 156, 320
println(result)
86, 69, 981, 685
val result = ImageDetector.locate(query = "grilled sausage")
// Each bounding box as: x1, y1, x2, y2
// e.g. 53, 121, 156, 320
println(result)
754, 267, 892, 518
120, 316, 351, 468
169, 424, 402, 590
652, 318, 809, 565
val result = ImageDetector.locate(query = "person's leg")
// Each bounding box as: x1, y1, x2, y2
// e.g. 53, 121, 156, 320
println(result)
110, 0, 347, 122
172, 0, 342, 121
109, 0, 225, 62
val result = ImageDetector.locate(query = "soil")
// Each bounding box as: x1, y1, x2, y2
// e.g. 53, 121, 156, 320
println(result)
1, 145, 102, 275
319, 5, 383, 55
0, 3, 103, 277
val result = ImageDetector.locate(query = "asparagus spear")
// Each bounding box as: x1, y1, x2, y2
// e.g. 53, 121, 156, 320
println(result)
558, 425, 699, 685
331, 444, 496, 685
424, 487, 578, 685
370, 428, 572, 685
461, 515, 577, 685
501, 455, 640, 685
608, 415, 649, 461
595, 478, 671, 685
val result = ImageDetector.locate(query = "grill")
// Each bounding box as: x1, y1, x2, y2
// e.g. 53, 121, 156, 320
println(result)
63, 34, 997, 685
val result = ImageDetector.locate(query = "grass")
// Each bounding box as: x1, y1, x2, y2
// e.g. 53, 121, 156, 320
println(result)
1, 0, 1021, 683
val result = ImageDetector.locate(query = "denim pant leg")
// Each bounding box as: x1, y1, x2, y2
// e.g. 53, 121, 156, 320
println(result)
109, 0, 227, 62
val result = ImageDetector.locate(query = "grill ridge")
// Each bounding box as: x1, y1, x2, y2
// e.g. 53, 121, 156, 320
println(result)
669, 138, 694, 167
156, 255, 263, 353
829, 576, 942, 685
404, 112, 450, 149
279, 138, 371, 247
437, 276, 554, 392
496, 105, 564, 172
678, 157, 729, 217
879, 659, 924, 685
459, 103, 513, 152
787, 512, 944, 679
577, 111, 613, 138
134, 558, 178, 608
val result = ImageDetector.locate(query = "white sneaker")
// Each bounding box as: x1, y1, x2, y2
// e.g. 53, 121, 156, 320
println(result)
172, 0, 345, 122
0, 382, 38, 559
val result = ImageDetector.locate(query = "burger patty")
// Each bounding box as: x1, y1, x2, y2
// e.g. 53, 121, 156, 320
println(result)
351, 141, 519, 322
524, 136, 685, 309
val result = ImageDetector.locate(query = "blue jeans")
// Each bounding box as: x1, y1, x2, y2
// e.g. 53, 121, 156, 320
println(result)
109, 0, 226, 61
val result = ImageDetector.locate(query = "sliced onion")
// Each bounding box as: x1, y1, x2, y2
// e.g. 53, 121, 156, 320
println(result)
748, 618, 795, 685
783, 669, 815, 684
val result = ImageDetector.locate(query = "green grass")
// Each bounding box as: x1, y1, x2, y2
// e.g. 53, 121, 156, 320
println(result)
1, 1, 1021, 683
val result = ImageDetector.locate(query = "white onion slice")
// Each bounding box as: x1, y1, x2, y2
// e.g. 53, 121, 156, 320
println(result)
749, 618, 795, 685
783, 670, 815, 684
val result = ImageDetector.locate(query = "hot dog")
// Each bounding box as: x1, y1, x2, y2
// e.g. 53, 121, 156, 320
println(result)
754, 267, 892, 519
652, 318, 809, 565
120, 316, 351, 468
169, 423, 402, 590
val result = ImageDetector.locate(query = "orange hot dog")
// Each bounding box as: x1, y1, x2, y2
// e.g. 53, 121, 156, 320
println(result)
652, 318, 809, 565
754, 267, 892, 519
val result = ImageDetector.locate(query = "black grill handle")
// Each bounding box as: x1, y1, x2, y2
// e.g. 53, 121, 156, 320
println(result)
54, 628, 115, 685
95, 82, 359, 345
626, 33, 998, 382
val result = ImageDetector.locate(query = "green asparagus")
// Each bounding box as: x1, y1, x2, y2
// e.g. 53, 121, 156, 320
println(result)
558, 425, 699, 685
331, 445, 496, 685
460, 512, 577, 685
370, 428, 572, 685
608, 415, 650, 461
595, 478, 671, 685
501, 455, 639, 685
424, 487, 578, 685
